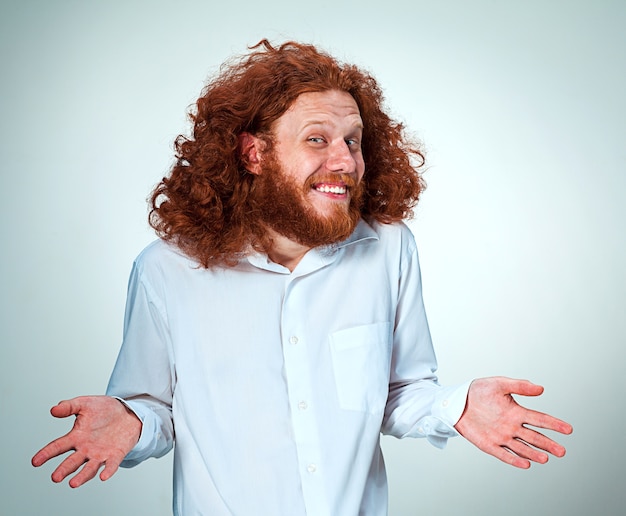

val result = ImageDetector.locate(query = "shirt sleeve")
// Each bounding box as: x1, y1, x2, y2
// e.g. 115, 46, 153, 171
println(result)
381, 239, 471, 448
106, 259, 176, 467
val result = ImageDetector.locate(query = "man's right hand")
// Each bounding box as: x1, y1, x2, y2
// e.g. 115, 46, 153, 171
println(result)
31, 395, 142, 488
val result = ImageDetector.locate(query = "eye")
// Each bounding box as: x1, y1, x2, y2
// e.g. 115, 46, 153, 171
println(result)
345, 137, 361, 148
307, 137, 326, 144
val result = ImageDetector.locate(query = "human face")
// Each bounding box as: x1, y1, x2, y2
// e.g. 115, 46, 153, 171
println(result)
269, 90, 365, 219
251, 143, 365, 250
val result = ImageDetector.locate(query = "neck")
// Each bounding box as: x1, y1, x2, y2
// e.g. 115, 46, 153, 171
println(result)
264, 228, 311, 272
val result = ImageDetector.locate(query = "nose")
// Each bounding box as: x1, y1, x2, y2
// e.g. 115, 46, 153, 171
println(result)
326, 140, 356, 174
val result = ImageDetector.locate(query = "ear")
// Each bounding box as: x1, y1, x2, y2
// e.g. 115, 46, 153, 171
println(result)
238, 132, 264, 175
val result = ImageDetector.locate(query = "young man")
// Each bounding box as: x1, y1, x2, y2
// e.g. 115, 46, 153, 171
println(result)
32, 41, 572, 515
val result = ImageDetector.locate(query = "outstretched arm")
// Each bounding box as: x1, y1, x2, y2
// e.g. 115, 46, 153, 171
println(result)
31, 396, 142, 487
454, 377, 573, 469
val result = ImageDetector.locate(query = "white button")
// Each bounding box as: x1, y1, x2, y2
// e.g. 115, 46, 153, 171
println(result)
442, 399, 449, 407
307, 463, 317, 473
289, 336, 299, 345
298, 401, 308, 410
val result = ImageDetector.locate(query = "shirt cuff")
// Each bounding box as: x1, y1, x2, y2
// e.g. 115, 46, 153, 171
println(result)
431, 380, 472, 428
111, 396, 160, 467
423, 380, 472, 449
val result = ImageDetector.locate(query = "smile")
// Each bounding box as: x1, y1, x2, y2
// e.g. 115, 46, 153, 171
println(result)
313, 183, 347, 195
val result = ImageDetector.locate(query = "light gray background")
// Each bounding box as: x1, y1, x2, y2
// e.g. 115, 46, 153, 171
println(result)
2, 1, 624, 515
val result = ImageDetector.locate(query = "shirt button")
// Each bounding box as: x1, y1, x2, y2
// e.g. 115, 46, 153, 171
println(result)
307, 463, 317, 473
298, 401, 308, 410
442, 399, 449, 407
289, 336, 299, 345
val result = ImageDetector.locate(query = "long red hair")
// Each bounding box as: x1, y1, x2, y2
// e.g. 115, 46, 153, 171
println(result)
150, 40, 426, 267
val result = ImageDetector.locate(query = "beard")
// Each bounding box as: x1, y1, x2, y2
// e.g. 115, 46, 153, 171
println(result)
249, 152, 365, 249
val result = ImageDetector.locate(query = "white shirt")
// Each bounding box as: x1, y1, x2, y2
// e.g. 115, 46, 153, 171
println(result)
107, 220, 470, 515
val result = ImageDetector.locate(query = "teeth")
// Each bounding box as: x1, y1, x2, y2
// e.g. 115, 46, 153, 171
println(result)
315, 185, 346, 194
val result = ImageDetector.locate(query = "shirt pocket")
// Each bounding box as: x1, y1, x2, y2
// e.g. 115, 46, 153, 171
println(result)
329, 322, 392, 415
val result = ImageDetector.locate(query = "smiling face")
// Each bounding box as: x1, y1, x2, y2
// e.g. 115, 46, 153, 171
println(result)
246, 90, 367, 249
270, 89, 365, 217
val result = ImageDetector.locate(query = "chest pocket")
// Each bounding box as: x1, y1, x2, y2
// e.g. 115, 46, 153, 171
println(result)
329, 322, 392, 415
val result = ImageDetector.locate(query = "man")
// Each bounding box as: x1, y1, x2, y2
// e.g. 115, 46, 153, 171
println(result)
32, 40, 572, 515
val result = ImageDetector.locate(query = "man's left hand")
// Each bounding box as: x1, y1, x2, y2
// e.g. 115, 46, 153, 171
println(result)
454, 377, 573, 468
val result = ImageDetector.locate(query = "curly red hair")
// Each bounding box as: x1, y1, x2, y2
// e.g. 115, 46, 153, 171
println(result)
150, 40, 426, 267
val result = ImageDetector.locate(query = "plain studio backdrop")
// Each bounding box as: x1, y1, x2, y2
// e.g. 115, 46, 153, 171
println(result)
1, 1, 624, 515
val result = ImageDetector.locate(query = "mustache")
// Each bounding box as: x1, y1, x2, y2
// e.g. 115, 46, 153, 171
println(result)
304, 173, 358, 190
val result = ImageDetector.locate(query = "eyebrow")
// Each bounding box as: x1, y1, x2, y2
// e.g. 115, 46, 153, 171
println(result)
300, 119, 364, 131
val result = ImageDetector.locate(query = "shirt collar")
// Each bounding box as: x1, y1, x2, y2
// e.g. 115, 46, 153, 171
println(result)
245, 218, 379, 273
334, 218, 379, 249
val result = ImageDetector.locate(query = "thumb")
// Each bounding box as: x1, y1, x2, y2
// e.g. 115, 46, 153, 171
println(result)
501, 377, 544, 397
50, 398, 82, 418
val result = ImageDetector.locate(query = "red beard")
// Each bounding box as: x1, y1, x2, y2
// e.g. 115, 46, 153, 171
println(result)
249, 152, 365, 249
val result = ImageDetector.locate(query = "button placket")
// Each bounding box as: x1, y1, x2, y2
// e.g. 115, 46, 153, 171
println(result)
280, 276, 327, 513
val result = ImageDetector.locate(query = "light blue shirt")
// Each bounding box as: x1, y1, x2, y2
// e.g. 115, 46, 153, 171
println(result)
107, 220, 470, 515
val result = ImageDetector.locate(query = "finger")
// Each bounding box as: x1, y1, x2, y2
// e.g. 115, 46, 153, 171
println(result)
51, 452, 87, 483
100, 460, 120, 482
50, 398, 83, 419
69, 460, 103, 488
506, 439, 549, 464
524, 409, 574, 435
99, 448, 130, 482
499, 377, 544, 397
519, 426, 567, 458
487, 444, 531, 469
31, 435, 74, 467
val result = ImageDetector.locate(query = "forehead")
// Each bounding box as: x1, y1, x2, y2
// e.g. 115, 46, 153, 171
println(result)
274, 90, 363, 131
